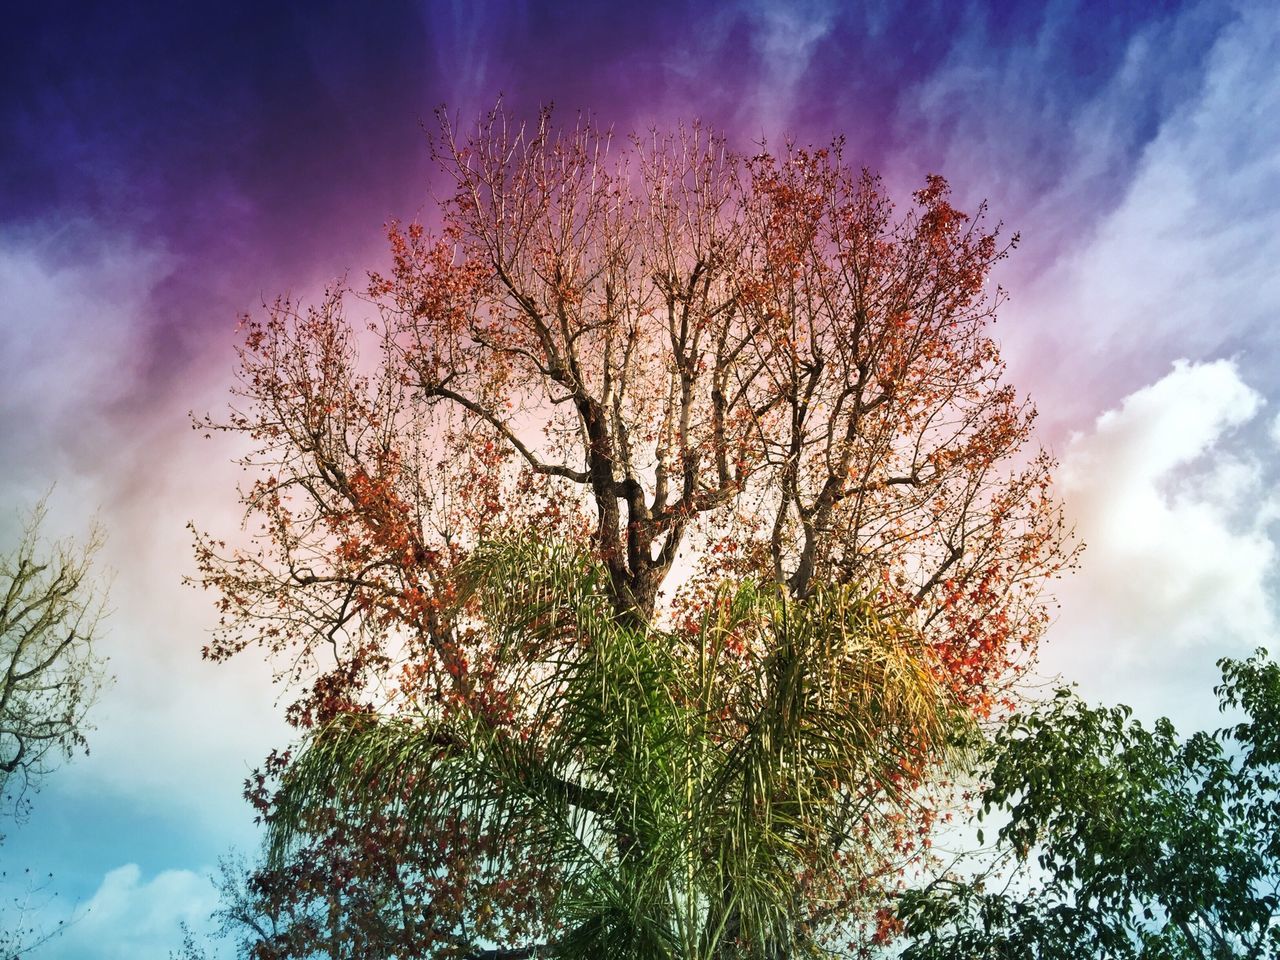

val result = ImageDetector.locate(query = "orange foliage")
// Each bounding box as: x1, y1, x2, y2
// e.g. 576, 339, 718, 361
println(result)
191, 104, 1075, 956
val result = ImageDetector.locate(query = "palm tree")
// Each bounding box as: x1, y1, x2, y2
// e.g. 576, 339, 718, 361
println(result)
267, 539, 963, 959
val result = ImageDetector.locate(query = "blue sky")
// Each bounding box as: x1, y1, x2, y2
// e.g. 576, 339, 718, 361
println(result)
1, 1, 1278, 954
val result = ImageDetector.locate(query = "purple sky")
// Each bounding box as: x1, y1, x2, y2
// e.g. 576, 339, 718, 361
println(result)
2, 2, 1278, 955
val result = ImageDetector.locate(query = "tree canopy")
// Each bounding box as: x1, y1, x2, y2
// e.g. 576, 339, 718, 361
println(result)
192, 105, 1074, 958
897, 651, 1280, 959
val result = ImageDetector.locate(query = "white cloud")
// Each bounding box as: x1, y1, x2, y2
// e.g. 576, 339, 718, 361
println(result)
1041, 358, 1279, 727
895, 2, 1280, 730
38, 864, 224, 960
1062, 358, 1261, 495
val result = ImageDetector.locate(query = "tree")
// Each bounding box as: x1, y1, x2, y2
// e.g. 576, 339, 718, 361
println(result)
895, 650, 1280, 959
0, 498, 110, 958
192, 105, 1073, 957
269, 541, 965, 959
170, 853, 372, 960
1, 498, 108, 818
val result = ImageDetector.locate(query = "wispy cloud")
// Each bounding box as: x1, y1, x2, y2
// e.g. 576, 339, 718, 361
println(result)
0, 224, 288, 847
737, 0, 839, 136
39, 864, 223, 960
997, 3, 1280, 431
1042, 359, 1279, 727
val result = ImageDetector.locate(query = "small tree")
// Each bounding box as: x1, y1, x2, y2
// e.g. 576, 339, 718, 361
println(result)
1, 498, 108, 817
896, 651, 1280, 959
0, 498, 110, 958
193, 104, 1074, 957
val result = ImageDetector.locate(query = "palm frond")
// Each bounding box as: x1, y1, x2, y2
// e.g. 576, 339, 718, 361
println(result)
268, 538, 970, 959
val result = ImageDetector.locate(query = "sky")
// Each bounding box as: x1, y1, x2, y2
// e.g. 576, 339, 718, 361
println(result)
1, 0, 1278, 954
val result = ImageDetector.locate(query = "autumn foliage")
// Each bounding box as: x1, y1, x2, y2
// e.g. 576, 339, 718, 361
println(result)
193, 106, 1073, 958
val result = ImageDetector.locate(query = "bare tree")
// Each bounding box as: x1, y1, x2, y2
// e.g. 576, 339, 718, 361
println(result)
0, 497, 110, 957
0, 498, 109, 819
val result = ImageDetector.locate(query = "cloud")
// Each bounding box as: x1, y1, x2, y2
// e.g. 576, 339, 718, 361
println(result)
991, 3, 1280, 433
0, 226, 170, 530
888, 2, 1226, 225
738, 0, 839, 135
36, 864, 224, 960
0, 223, 289, 852
914, 2, 1280, 728
1040, 358, 1279, 727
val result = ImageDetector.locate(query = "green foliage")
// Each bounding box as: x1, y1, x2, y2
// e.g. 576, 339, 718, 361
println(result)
897, 651, 1280, 959
268, 539, 964, 959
